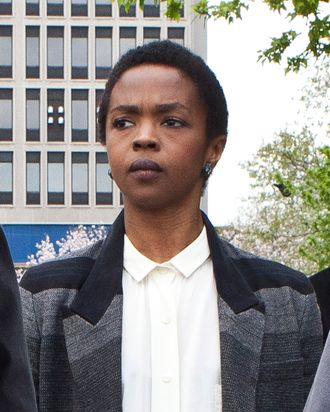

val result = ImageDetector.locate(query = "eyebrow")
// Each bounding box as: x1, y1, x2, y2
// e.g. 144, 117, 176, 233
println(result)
154, 102, 189, 113
110, 104, 140, 114
110, 102, 189, 114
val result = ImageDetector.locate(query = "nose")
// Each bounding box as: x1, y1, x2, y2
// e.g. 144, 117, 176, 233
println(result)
132, 138, 159, 151
132, 125, 160, 151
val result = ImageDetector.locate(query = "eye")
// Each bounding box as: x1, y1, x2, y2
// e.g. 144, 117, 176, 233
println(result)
162, 118, 186, 128
113, 118, 134, 129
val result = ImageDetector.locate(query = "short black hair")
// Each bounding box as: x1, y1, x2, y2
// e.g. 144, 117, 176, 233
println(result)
98, 40, 228, 144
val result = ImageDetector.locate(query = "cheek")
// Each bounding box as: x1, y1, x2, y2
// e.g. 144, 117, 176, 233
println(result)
170, 148, 205, 182
105, 138, 118, 160
177, 139, 207, 165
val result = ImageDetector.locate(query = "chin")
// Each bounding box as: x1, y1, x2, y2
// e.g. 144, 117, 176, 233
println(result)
128, 196, 170, 211
122, 182, 202, 212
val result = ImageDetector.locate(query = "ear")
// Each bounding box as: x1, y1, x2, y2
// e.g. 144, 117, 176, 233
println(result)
205, 135, 227, 166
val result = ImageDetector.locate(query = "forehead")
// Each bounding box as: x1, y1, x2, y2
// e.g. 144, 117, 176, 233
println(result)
110, 64, 200, 106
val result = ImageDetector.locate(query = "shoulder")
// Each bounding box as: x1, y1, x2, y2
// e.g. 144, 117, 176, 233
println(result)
310, 267, 330, 292
20, 240, 103, 294
218, 236, 313, 296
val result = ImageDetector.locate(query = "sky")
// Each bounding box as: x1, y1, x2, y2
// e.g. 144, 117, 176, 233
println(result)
205, 1, 312, 226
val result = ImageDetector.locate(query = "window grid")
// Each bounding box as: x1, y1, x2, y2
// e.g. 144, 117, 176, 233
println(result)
95, 89, 103, 142
143, 27, 160, 44
119, 3, 136, 17
71, 27, 88, 79
0, 151, 13, 205
0, 88, 13, 141
95, 27, 112, 79
26, 26, 40, 79
96, 152, 112, 205
26, 0, 39, 16
47, 0, 64, 16
26, 152, 41, 205
119, 27, 136, 57
71, 0, 88, 16
47, 152, 65, 205
0, 25, 12, 78
143, 0, 160, 18
71, 89, 88, 142
0, 0, 12, 15
168, 27, 185, 46
47, 27, 64, 79
26, 89, 40, 142
47, 89, 65, 142
95, 0, 112, 17
72, 152, 89, 205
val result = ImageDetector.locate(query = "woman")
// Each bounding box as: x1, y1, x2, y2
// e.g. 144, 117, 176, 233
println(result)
20, 41, 322, 412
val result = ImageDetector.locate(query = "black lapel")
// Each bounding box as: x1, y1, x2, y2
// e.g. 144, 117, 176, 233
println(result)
70, 211, 125, 325
202, 212, 262, 314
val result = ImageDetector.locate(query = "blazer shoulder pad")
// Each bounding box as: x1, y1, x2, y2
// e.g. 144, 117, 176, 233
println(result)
20, 255, 96, 294
219, 237, 313, 295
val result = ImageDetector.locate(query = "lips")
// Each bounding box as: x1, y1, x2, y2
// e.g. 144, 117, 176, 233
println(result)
129, 159, 163, 173
129, 159, 163, 181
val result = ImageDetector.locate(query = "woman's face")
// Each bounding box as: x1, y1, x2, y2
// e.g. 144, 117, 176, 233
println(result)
105, 63, 223, 211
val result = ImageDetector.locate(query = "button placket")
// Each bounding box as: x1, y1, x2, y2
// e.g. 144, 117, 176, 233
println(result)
148, 265, 180, 412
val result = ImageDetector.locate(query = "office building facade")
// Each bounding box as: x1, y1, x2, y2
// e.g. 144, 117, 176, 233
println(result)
0, 0, 206, 262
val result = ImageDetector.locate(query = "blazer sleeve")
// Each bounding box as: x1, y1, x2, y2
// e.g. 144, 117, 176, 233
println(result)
304, 333, 330, 411
0, 228, 37, 412
300, 291, 324, 400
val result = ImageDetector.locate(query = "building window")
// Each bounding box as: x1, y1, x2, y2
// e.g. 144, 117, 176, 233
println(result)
47, 152, 64, 205
72, 89, 88, 142
95, 89, 103, 141
0, 26, 12, 78
0, 152, 13, 204
0, 89, 12, 141
71, 0, 88, 16
72, 152, 89, 205
71, 27, 88, 79
168, 28, 185, 46
0, 0, 12, 15
47, 27, 64, 79
119, 27, 136, 57
96, 152, 112, 205
47, 89, 64, 142
26, 26, 40, 79
143, 27, 160, 44
119, 2, 135, 17
95, 0, 111, 16
26, 89, 40, 142
26, 152, 40, 205
143, 0, 159, 17
179, 3, 184, 17
26, 0, 39, 16
95, 27, 112, 79
47, 0, 63, 16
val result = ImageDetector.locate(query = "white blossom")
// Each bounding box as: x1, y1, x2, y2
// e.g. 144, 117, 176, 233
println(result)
27, 225, 107, 266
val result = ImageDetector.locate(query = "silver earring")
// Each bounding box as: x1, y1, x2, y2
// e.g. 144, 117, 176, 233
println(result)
202, 162, 213, 179
108, 169, 113, 179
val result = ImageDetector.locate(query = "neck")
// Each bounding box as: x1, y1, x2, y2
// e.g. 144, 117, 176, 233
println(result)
124, 204, 204, 263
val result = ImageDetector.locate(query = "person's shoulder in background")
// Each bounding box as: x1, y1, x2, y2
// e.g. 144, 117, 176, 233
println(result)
310, 267, 330, 343
0, 227, 37, 412
304, 332, 330, 412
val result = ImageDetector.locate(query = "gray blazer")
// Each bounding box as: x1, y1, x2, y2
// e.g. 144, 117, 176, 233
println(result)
20, 211, 323, 412
304, 333, 330, 411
